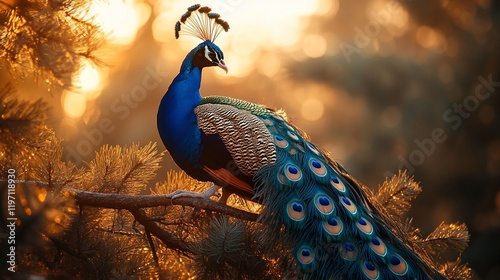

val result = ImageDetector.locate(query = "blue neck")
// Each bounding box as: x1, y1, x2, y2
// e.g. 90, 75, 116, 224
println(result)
157, 51, 203, 169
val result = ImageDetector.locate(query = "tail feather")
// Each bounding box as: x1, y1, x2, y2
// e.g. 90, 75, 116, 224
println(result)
253, 112, 446, 279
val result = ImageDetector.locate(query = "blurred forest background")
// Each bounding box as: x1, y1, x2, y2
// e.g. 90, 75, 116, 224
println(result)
1, 0, 499, 279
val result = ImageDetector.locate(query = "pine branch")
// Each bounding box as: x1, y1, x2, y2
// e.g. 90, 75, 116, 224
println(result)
2, 179, 259, 257
0, 0, 105, 87
87, 143, 164, 194
441, 258, 476, 280
71, 187, 258, 256
94, 228, 142, 237
191, 216, 269, 279
375, 170, 422, 220
420, 222, 470, 256
192, 216, 247, 279
71, 188, 259, 222
0, 84, 52, 173
120, 143, 164, 194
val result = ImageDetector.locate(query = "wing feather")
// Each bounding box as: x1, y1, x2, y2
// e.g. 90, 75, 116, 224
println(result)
194, 103, 276, 176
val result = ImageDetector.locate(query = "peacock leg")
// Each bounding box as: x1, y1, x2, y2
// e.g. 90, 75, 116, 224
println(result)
169, 184, 221, 201
218, 188, 231, 204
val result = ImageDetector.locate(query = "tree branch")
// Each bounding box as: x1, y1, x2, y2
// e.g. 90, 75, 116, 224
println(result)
2, 179, 260, 254
69, 188, 259, 222
1, 180, 259, 222
128, 206, 194, 254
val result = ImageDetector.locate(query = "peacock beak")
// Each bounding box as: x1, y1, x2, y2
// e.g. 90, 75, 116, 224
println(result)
217, 60, 228, 73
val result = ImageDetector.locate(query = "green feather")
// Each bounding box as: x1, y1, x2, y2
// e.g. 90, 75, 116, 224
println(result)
200, 96, 271, 117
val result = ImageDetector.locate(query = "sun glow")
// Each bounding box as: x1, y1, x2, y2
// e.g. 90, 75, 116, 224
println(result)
73, 62, 100, 93
61, 0, 152, 122
303, 34, 328, 58
89, 0, 151, 45
62, 91, 87, 119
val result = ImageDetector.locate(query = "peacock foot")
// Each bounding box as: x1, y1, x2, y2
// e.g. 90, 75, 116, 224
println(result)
169, 184, 221, 201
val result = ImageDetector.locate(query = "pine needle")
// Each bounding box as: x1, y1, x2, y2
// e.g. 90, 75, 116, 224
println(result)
0, 84, 51, 173
0, 0, 105, 87
152, 169, 211, 195
86, 142, 164, 194
120, 142, 164, 194
375, 171, 421, 220
29, 132, 80, 189
191, 216, 268, 279
440, 258, 476, 280
421, 222, 470, 256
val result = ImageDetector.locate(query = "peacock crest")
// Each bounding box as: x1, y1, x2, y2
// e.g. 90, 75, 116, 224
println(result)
175, 4, 230, 42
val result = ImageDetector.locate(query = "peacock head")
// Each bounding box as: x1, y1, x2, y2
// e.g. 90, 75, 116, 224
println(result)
190, 40, 227, 73
175, 4, 229, 73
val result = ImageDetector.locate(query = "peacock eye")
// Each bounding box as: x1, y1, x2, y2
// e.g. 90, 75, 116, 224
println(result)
203, 45, 218, 63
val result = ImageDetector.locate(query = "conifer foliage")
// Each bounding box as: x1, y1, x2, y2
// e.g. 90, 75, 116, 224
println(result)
0, 0, 103, 87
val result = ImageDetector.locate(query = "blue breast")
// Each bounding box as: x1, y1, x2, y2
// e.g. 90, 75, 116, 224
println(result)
157, 66, 204, 173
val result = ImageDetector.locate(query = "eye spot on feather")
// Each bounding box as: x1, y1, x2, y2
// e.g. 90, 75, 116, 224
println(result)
362, 261, 379, 280
277, 173, 287, 186
288, 148, 297, 155
287, 200, 306, 221
340, 241, 357, 261
369, 237, 387, 257
262, 118, 274, 126
297, 246, 315, 265
330, 175, 346, 193
285, 164, 302, 181
322, 217, 343, 236
389, 254, 408, 276
274, 135, 289, 148
306, 142, 321, 155
356, 217, 373, 235
287, 131, 300, 141
309, 159, 327, 177
314, 193, 334, 216
340, 196, 357, 215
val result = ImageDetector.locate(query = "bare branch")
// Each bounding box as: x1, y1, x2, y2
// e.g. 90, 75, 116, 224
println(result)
128, 207, 194, 254
69, 188, 259, 222
0, 180, 259, 222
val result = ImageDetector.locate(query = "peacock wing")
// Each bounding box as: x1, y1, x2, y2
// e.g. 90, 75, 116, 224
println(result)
194, 96, 277, 197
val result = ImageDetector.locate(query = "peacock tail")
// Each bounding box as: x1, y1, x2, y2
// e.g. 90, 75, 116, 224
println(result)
158, 5, 472, 279
196, 95, 448, 279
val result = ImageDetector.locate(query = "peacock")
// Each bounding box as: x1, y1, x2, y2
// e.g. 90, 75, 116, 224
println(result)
157, 4, 470, 279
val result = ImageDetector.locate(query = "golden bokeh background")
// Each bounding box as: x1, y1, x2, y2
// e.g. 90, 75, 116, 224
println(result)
4, 0, 499, 278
